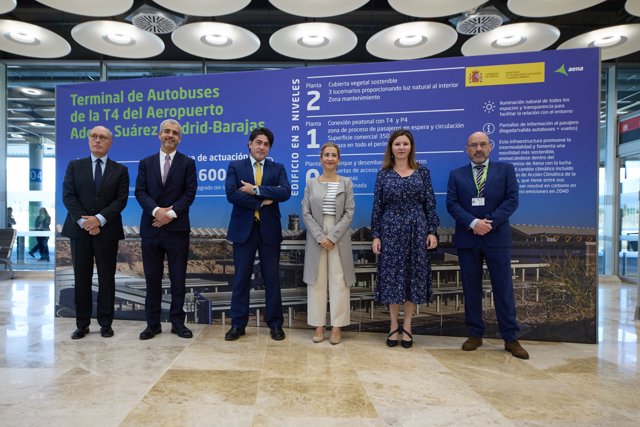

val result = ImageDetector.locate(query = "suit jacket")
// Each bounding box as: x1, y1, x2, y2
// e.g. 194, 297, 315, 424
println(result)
301, 176, 356, 286
61, 157, 129, 240
225, 157, 291, 244
446, 161, 518, 248
135, 151, 197, 237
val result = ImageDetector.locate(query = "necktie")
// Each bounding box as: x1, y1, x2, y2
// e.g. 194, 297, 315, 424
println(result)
475, 165, 485, 197
94, 158, 103, 192
254, 162, 262, 221
162, 154, 171, 184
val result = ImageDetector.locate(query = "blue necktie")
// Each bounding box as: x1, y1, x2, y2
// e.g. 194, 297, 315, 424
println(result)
94, 158, 103, 192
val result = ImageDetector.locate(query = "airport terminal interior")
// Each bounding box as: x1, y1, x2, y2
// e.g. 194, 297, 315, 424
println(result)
2, 1, 640, 426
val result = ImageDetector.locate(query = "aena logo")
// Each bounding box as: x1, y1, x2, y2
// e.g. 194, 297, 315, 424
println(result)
554, 64, 585, 76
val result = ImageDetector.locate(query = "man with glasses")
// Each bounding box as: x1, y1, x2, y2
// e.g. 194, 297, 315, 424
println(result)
62, 125, 129, 339
135, 119, 197, 340
446, 131, 529, 359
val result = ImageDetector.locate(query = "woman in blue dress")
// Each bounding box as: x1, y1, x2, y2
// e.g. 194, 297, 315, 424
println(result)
371, 129, 439, 348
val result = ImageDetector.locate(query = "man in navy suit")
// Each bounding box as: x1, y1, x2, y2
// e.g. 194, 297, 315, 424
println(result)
224, 127, 291, 341
62, 125, 129, 339
135, 119, 197, 340
446, 131, 529, 359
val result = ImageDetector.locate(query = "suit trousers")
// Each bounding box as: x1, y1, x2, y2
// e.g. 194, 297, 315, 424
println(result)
307, 215, 351, 327
70, 237, 119, 328
141, 230, 189, 327
458, 241, 519, 342
230, 221, 283, 329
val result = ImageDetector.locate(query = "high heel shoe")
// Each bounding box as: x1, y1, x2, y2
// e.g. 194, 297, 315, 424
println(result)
386, 328, 401, 347
312, 327, 325, 343
400, 328, 413, 349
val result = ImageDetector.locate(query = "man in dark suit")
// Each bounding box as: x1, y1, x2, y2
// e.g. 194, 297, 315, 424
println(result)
135, 119, 197, 340
446, 131, 529, 359
61, 125, 129, 339
224, 127, 291, 341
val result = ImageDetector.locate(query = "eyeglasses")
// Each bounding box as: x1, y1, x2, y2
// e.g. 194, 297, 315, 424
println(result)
90, 133, 110, 141
467, 142, 489, 149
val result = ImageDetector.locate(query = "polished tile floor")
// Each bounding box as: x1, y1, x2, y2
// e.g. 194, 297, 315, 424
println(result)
0, 277, 638, 426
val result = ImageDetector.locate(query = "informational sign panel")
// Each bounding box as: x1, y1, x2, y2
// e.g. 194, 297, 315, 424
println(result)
55, 48, 600, 343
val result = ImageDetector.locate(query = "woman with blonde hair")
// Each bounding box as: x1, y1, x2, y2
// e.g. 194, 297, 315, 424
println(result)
302, 142, 356, 344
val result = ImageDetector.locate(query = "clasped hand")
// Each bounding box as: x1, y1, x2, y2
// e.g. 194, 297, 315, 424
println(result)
319, 238, 335, 250
473, 219, 493, 236
152, 206, 174, 227
81, 215, 101, 235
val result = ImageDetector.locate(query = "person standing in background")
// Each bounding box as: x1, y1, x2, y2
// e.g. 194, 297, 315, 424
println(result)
29, 207, 51, 262
302, 142, 355, 345
446, 131, 529, 360
135, 119, 197, 341
7, 207, 16, 229
61, 125, 129, 339
224, 127, 291, 342
371, 129, 439, 349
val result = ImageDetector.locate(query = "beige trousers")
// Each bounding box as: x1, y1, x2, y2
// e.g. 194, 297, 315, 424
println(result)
307, 215, 351, 327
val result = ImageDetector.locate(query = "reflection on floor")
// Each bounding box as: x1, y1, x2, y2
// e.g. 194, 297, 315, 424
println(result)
0, 277, 638, 426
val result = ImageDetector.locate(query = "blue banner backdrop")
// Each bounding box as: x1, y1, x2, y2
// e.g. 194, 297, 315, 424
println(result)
55, 48, 600, 343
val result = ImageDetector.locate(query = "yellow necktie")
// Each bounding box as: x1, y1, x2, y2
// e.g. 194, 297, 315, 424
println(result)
254, 162, 262, 220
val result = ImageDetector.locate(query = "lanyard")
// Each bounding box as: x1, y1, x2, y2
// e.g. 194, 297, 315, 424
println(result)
473, 163, 488, 197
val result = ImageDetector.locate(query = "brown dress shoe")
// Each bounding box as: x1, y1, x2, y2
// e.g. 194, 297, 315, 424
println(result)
462, 336, 483, 351
505, 340, 530, 359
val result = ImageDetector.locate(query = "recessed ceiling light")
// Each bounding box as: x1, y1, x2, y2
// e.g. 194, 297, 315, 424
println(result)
10, 133, 24, 138
0, 20, 70, 58
7, 30, 38, 44
270, 22, 356, 60
21, 88, 42, 96
367, 21, 457, 60
105, 32, 134, 46
30, 122, 47, 127
558, 24, 640, 60
593, 35, 622, 47
203, 34, 229, 46
396, 35, 424, 47
495, 34, 523, 47
299, 35, 327, 48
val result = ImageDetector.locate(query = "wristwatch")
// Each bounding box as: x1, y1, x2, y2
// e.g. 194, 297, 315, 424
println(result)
252, 186, 258, 194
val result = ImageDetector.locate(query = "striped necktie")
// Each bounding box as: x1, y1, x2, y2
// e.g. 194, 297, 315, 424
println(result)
475, 165, 485, 197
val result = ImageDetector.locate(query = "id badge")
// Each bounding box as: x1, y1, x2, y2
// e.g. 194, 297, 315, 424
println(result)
472, 197, 485, 206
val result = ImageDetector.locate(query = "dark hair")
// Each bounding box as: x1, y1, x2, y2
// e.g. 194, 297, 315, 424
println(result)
320, 141, 340, 158
249, 127, 274, 147
382, 129, 418, 170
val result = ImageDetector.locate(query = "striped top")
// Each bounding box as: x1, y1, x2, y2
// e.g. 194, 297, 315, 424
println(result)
322, 181, 339, 215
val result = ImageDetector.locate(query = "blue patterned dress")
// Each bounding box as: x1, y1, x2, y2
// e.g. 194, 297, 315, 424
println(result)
371, 166, 439, 304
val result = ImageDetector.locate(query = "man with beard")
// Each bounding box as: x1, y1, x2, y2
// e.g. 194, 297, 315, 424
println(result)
135, 119, 197, 340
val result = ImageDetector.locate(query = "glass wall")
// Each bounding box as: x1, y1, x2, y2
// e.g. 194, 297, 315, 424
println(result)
619, 155, 640, 279
616, 65, 640, 282
5, 63, 100, 270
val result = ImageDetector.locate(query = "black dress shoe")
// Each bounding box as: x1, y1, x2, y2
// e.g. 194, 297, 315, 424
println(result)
28, 251, 35, 259
71, 327, 89, 340
224, 326, 245, 341
386, 328, 401, 347
100, 326, 114, 338
270, 327, 285, 341
171, 324, 193, 339
400, 328, 413, 349
139, 326, 162, 340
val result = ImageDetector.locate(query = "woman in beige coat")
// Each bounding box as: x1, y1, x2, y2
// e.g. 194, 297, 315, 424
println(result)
302, 142, 356, 344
